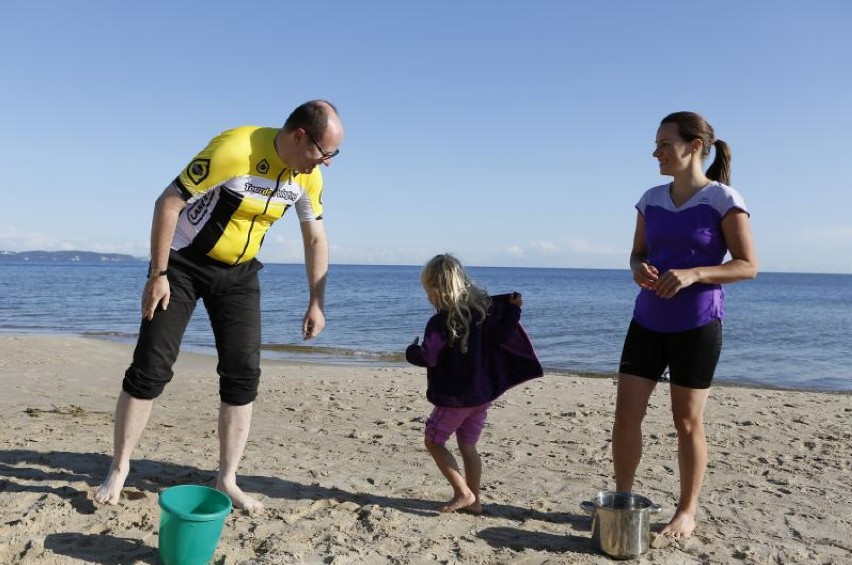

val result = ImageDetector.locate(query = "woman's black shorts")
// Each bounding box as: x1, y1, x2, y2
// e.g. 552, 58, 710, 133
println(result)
618, 318, 722, 390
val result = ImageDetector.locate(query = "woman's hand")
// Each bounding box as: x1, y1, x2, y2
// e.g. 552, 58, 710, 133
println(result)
632, 261, 659, 290
509, 292, 523, 307
653, 268, 697, 298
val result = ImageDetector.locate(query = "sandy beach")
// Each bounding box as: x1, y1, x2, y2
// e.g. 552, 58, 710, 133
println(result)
1, 335, 850, 564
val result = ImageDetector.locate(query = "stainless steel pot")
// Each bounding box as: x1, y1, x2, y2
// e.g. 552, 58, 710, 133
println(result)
580, 491, 662, 559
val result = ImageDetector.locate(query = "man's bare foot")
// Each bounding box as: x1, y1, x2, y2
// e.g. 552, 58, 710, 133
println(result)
459, 501, 482, 515
216, 479, 264, 515
660, 510, 696, 538
439, 491, 476, 513
94, 464, 129, 505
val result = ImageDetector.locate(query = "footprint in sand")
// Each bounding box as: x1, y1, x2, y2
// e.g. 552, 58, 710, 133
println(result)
123, 489, 149, 501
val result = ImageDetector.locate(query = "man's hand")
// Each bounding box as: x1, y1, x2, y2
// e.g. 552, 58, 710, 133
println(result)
302, 303, 326, 340
142, 277, 170, 321
299, 220, 328, 341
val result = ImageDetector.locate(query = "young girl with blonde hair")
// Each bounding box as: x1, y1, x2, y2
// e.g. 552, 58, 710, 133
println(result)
406, 254, 542, 513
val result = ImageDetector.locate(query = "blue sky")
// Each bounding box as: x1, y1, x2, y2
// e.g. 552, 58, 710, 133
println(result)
2, 1, 850, 273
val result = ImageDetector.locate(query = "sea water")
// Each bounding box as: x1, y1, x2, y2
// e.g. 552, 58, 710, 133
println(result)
0, 262, 849, 392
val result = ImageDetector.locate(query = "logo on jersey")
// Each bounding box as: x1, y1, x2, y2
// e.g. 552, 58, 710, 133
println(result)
257, 159, 269, 174
186, 158, 210, 185
243, 181, 299, 201
187, 191, 215, 225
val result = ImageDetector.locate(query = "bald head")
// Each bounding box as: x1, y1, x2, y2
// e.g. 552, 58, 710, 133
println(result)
277, 100, 344, 173
284, 100, 341, 139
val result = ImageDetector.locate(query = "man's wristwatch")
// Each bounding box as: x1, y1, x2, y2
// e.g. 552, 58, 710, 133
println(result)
147, 266, 169, 278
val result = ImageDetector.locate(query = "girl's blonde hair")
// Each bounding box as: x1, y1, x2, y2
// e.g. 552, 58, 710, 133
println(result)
421, 254, 492, 353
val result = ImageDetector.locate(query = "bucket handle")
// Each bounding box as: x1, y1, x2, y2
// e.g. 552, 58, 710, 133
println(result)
579, 501, 663, 514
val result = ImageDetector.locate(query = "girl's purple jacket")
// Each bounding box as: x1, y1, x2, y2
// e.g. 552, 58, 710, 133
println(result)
405, 294, 544, 407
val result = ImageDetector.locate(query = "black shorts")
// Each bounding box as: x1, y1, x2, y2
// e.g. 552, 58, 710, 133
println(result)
122, 249, 263, 406
618, 318, 722, 390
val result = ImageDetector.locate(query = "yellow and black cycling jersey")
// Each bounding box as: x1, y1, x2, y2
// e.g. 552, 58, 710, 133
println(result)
170, 126, 323, 265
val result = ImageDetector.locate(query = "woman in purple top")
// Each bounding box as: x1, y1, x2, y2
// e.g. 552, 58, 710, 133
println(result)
612, 112, 758, 538
406, 254, 540, 514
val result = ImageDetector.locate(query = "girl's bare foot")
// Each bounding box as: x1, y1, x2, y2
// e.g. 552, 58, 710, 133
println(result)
94, 464, 129, 505
216, 479, 265, 516
660, 510, 696, 538
440, 491, 476, 513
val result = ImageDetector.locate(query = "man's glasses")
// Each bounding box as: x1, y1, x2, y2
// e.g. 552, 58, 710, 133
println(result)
305, 130, 339, 161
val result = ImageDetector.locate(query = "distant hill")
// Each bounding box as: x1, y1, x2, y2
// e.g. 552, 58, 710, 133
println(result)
0, 250, 144, 263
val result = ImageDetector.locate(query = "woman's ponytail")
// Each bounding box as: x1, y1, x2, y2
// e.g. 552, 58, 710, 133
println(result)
706, 139, 731, 185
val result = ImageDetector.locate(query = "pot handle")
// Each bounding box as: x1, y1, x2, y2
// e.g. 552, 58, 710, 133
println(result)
649, 503, 662, 514
580, 501, 596, 514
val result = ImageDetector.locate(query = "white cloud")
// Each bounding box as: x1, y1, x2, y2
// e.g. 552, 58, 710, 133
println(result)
329, 247, 429, 265
262, 239, 434, 266
562, 238, 622, 255
470, 237, 627, 268
0, 227, 147, 257
503, 238, 622, 258
0, 228, 631, 269
258, 235, 305, 263
0, 227, 55, 251
758, 225, 852, 273
800, 226, 852, 242
529, 241, 558, 253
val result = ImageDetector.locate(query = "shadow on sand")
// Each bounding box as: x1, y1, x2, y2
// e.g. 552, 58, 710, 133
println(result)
2, 449, 594, 560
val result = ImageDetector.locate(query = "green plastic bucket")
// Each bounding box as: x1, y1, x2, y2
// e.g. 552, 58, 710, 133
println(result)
158, 485, 232, 565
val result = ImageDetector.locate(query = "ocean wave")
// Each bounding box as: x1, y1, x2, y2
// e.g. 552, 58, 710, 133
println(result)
83, 330, 139, 339
261, 343, 406, 364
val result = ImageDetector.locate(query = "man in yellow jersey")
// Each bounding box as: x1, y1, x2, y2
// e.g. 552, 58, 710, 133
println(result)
95, 100, 344, 513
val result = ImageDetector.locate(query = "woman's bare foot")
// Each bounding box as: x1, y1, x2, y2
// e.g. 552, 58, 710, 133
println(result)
216, 479, 265, 515
94, 464, 129, 505
660, 510, 696, 538
440, 491, 476, 513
